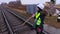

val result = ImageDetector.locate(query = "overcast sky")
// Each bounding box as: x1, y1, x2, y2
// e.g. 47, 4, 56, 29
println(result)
56, 0, 60, 4
21, 0, 60, 5
0, 0, 16, 4
21, 0, 50, 5
0, 0, 60, 4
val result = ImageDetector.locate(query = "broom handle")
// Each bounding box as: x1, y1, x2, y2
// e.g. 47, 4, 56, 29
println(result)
21, 14, 35, 26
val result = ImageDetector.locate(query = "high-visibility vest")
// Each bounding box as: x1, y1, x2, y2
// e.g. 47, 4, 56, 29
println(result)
35, 12, 41, 25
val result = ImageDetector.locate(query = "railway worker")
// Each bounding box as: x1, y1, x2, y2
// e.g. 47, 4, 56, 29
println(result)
32, 3, 48, 34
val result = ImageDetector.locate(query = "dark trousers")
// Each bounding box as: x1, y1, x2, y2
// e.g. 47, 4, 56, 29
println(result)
35, 16, 45, 34
36, 24, 43, 34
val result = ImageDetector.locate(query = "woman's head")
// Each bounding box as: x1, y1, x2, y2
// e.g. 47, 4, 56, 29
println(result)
37, 3, 44, 11
37, 6, 43, 11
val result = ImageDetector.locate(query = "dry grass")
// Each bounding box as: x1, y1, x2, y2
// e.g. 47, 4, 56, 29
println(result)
45, 16, 60, 28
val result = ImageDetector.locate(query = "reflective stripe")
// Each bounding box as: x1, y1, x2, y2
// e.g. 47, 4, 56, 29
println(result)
36, 12, 40, 19
35, 12, 41, 25
36, 18, 41, 25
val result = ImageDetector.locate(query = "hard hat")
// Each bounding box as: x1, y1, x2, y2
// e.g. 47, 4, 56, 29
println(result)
37, 3, 44, 10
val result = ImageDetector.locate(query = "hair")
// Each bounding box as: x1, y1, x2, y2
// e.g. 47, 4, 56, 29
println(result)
37, 6, 46, 16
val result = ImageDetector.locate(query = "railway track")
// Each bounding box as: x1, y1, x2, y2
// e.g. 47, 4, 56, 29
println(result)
0, 9, 10, 34
0, 6, 34, 34
4, 8, 50, 34
0, 6, 50, 34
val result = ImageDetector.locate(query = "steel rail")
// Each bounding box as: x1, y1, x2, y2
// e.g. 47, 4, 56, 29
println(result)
1, 8, 14, 34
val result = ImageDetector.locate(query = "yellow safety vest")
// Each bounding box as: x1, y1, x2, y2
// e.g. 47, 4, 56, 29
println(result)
35, 12, 41, 25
